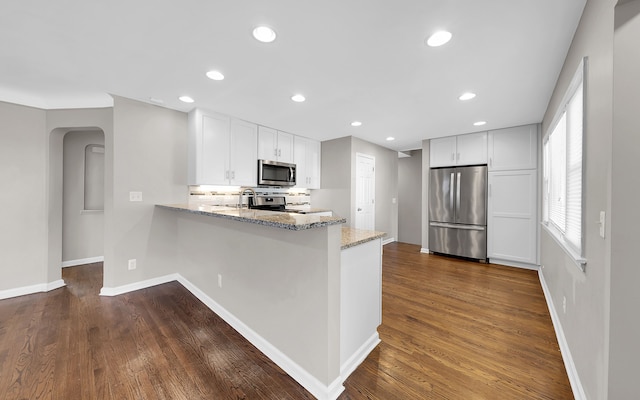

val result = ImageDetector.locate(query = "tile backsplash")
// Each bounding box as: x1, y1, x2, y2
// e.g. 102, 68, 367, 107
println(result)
189, 186, 311, 207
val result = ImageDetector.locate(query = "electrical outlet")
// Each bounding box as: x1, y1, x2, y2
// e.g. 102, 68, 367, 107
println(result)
562, 296, 567, 314
599, 211, 606, 238
129, 191, 143, 202
128, 259, 137, 270
218, 274, 222, 288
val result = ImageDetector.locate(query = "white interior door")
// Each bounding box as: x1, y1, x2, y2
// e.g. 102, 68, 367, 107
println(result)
355, 153, 375, 231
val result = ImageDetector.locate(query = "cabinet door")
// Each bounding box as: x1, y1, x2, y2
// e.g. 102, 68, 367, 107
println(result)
456, 131, 487, 166
306, 138, 321, 189
487, 170, 537, 265
488, 125, 537, 171
189, 110, 230, 185
294, 136, 308, 187
429, 136, 456, 167
229, 119, 258, 186
258, 126, 278, 160
277, 131, 294, 163
294, 136, 321, 188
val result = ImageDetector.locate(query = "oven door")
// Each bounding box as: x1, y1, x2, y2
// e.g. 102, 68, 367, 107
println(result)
258, 160, 296, 186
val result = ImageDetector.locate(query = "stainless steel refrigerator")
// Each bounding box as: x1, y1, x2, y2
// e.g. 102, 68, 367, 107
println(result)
428, 165, 487, 260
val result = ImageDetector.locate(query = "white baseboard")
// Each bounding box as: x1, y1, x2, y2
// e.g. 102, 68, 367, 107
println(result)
98, 273, 344, 400
382, 237, 395, 245
99, 273, 179, 297
340, 332, 380, 379
489, 258, 539, 270
420, 248, 430, 254
0, 279, 66, 300
62, 256, 104, 268
538, 270, 586, 400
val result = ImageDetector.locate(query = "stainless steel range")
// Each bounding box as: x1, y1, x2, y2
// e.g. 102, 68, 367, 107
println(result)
248, 195, 287, 212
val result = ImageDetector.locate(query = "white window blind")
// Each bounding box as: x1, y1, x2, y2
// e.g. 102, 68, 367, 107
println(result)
542, 58, 585, 268
565, 84, 583, 252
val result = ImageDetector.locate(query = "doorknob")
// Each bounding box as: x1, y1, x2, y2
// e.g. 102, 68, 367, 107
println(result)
357, 208, 362, 211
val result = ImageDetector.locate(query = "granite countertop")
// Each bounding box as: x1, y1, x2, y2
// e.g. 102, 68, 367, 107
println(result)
285, 208, 333, 214
157, 204, 345, 231
341, 227, 386, 250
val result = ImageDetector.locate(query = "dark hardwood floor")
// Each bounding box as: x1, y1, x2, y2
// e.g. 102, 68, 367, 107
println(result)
0, 243, 572, 399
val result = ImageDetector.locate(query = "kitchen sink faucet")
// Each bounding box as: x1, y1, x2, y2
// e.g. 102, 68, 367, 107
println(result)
238, 188, 256, 209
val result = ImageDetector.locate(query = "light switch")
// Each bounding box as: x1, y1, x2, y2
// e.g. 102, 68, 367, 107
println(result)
599, 211, 606, 238
129, 191, 143, 202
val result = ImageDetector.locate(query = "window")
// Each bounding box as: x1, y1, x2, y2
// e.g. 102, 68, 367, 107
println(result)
542, 58, 586, 270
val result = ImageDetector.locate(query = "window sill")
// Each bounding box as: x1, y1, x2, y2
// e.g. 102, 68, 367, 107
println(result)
541, 222, 586, 272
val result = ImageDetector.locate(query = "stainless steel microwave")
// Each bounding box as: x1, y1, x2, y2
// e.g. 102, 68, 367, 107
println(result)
258, 159, 296, 187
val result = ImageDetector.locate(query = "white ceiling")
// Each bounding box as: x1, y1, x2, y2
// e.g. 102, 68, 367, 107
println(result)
0, 0, 586, 151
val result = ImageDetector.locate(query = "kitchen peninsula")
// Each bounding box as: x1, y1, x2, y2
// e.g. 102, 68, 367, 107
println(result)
155, 204, 384, 400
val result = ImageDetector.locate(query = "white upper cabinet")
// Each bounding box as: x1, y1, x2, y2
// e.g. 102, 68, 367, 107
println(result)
430, 131, 487, 167
188, 109, 229, 185
188, 109, 257, 186
229, 119, 258, 186
488, 124, 538, 171
294, 136, 321, 189
456, 132, 488, 165
258, 126, 294, 164
429, 136, 456, 167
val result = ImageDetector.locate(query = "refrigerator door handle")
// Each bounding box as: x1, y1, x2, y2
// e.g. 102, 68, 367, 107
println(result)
430, 222, 485, 231
456, 172, 461, 209
450, 172, 455, 207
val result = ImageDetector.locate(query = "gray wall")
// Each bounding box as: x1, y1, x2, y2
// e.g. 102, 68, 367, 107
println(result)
539, 0, 614, 398
0, 102, 47, 290
313, 137, 351, 223
105, 96, 188, 288
314, 136, 399, 241
0, 97, 187, 293
63, 131, 105, 263
610, 1, 640, 398
397, 150, 422, 245
351, 137, 398, 241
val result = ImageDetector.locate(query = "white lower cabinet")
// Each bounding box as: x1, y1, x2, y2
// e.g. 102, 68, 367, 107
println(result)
340, 238, 382, 376
487, 170, 537, 267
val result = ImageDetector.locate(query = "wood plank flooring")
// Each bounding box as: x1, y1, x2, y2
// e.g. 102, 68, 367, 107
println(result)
0, 243, 573, 399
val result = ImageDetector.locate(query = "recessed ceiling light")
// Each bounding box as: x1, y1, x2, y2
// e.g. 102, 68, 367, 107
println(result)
426, 31, 452, 47
351, 121, 362, 127
459, 92, 476, 101
253, 26, 276, 43
206, 70, 225, 81
473, 121, 487, 126
179, 95, 194, 103
386, 136, 395, 141
291, 94, 306, 102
